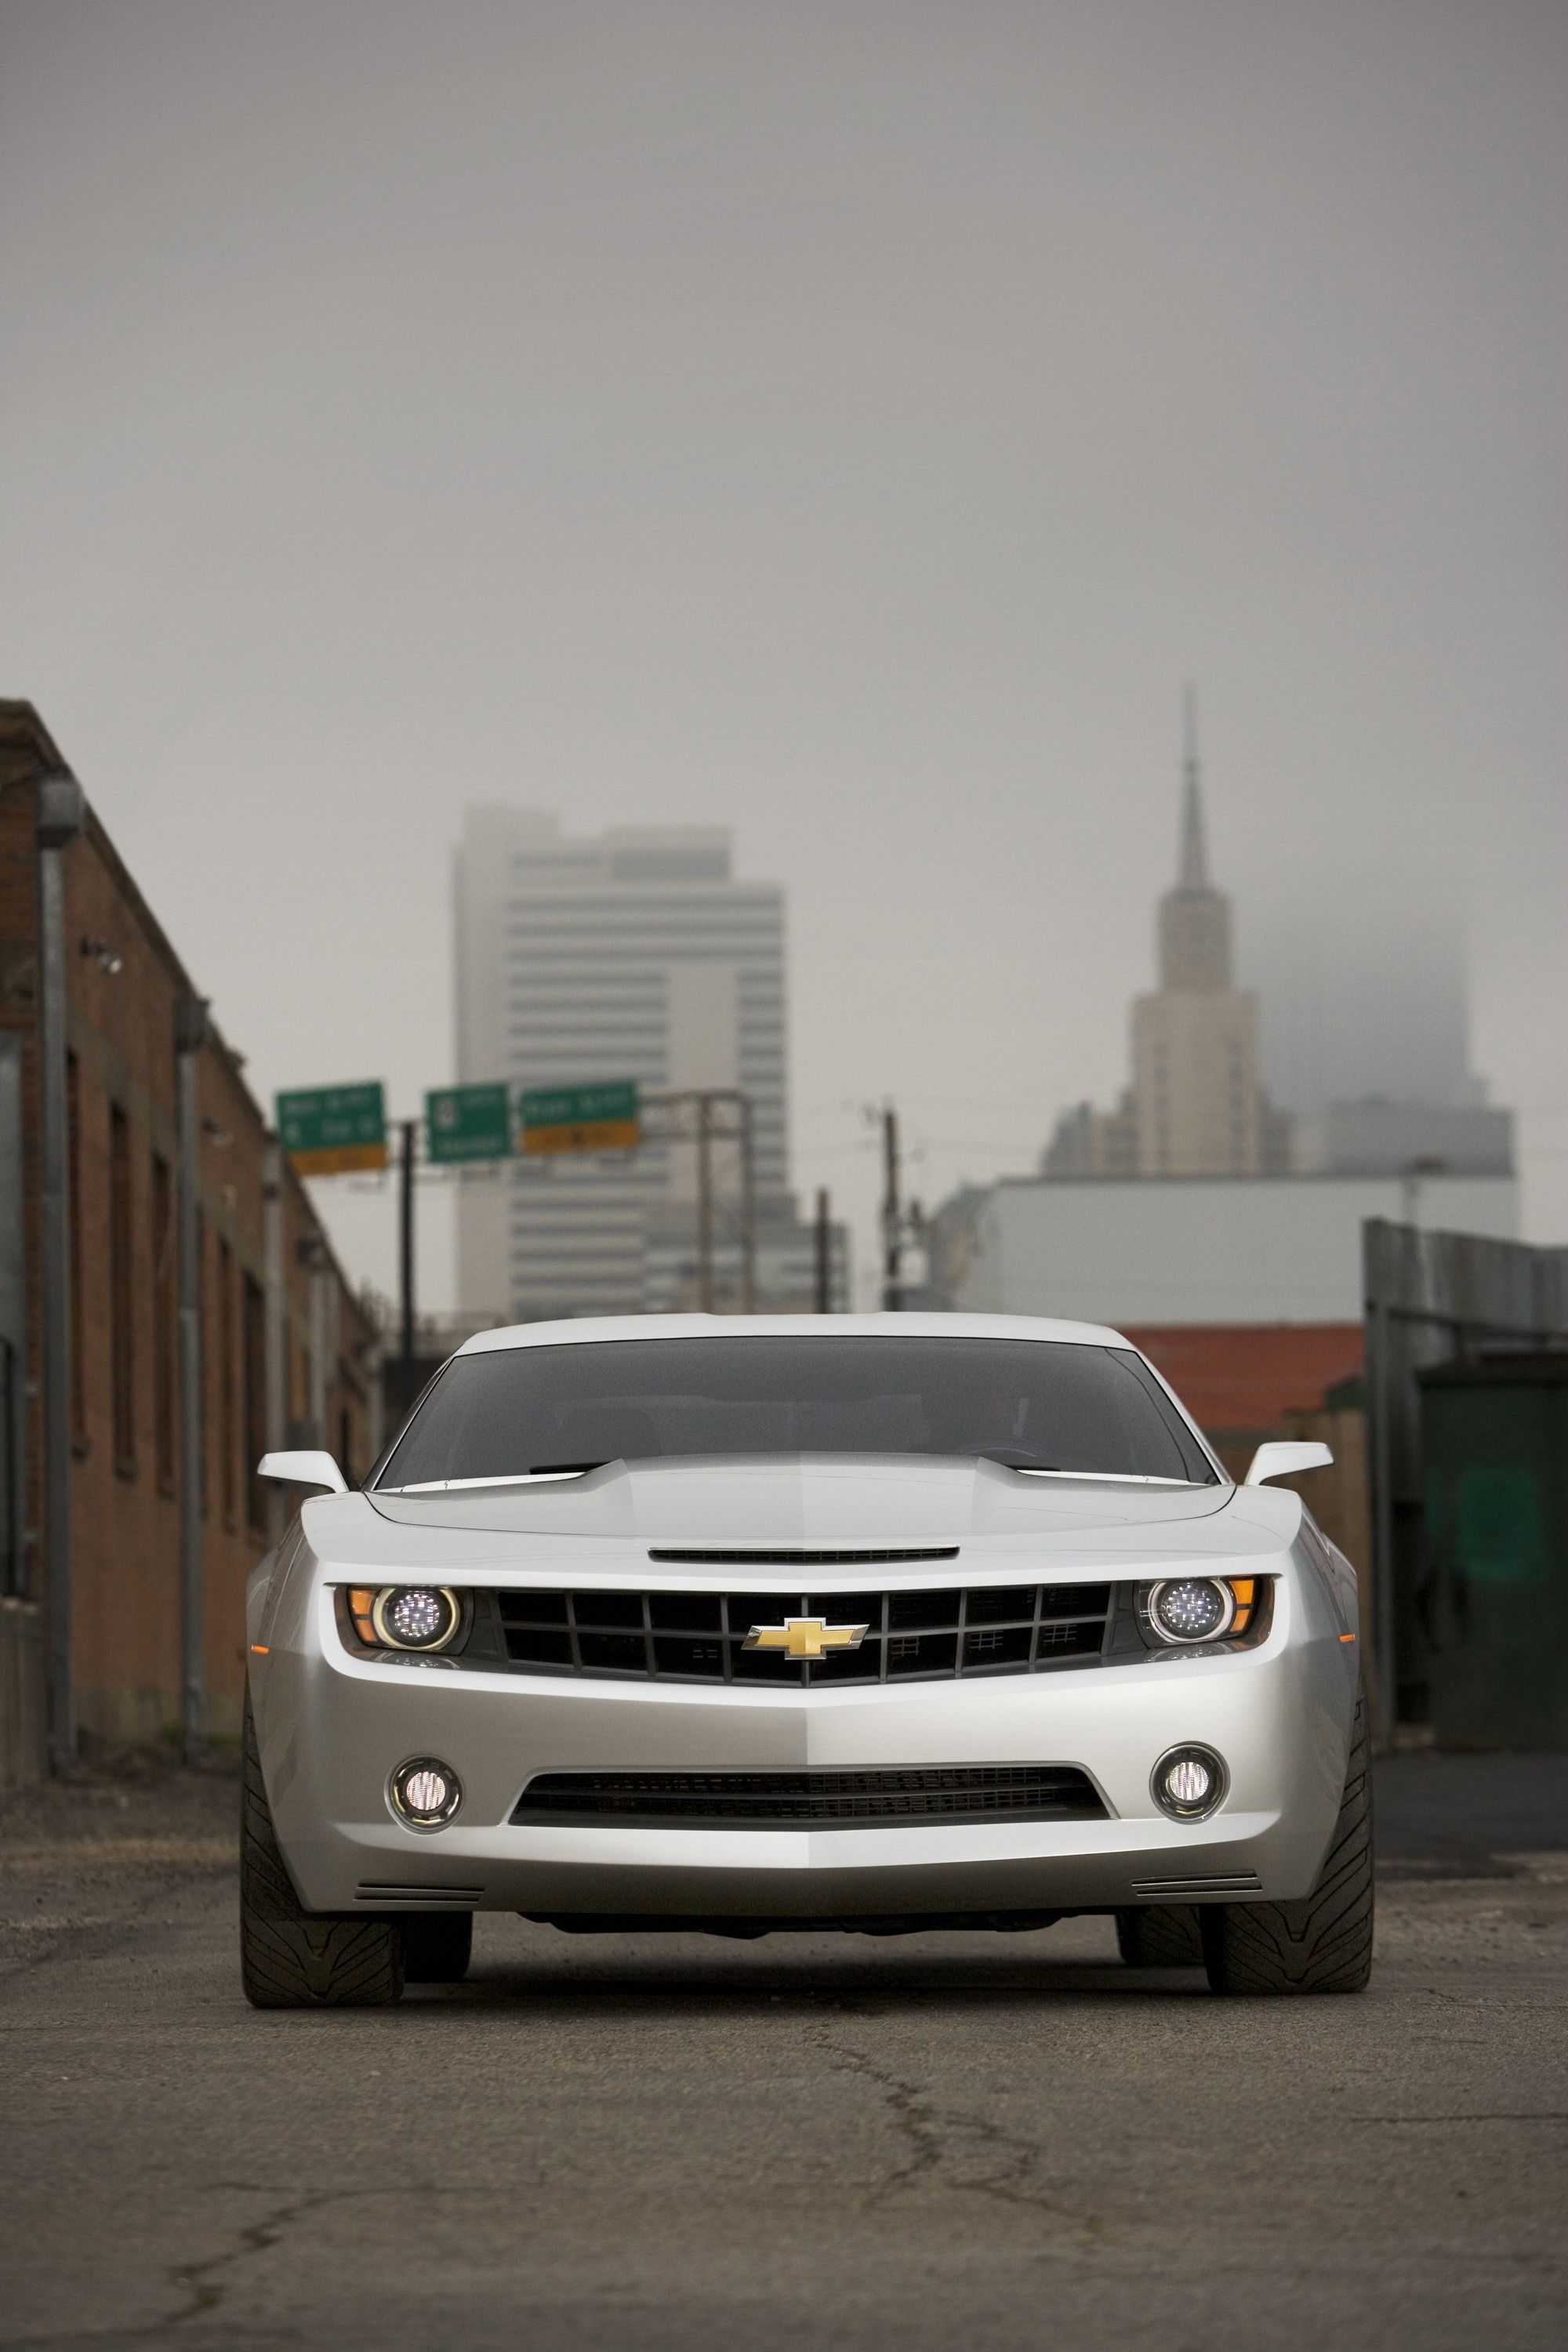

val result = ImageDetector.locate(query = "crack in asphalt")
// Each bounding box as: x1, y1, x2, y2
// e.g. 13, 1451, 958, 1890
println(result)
808, 2022, 1100, 2241
162, 2182, 384, 2329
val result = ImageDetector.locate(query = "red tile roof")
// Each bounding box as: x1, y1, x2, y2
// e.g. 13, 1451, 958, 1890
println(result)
1122, 1323, 1364, 1435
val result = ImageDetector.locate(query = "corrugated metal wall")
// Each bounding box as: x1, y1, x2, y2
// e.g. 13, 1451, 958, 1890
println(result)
1363, 1220, 1568, 1744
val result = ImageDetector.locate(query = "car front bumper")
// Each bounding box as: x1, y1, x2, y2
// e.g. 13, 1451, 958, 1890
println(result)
253, 1580, 1358, 1919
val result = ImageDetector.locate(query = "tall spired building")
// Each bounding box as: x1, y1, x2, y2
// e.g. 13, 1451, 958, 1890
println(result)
1044, 699, 1290, 1178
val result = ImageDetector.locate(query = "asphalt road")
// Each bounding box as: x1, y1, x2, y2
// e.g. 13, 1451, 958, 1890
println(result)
2, 1752, 1566, 2352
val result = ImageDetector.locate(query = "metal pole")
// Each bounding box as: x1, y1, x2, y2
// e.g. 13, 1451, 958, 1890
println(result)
263, 1138, 286, 1543
739, 1093, 757, 1314
398, 1118, 416, 1383
36, 771, 85, 1774
175, 997, 209, 1768
814, 1186, 832, 1313
881, 1105, 902, 1312
696, 1094, 714, 1312
1363, 1220, 1398, 1750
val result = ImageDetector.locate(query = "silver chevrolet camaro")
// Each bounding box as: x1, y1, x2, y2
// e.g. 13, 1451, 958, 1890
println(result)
241, 1312, 1372, 2005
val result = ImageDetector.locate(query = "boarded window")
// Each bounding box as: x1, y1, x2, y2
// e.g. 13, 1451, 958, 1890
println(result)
151, 1154, 176, 1492
67, 1053, 85, 1446
219, 1237, 236, 1526
109, 1105, 135, 1474
195, 1207, 206, 1509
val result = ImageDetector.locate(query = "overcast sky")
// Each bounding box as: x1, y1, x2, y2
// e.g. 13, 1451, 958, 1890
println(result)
2, 0, 1563, 1308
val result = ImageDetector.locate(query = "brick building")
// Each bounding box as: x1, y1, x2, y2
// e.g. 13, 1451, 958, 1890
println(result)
1, 702, 376, 1779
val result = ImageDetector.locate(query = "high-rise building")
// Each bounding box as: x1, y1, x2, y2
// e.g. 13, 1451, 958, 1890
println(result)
1044, 701, 1290, 1178
454, 810, 789, 1322
1242, 889, 1483, 1121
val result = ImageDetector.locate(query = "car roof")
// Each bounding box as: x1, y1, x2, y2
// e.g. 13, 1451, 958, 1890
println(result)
456, 1311, 1133, 1357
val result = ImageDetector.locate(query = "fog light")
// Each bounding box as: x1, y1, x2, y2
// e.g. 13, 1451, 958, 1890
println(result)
390, 1756, 463, 1828
1152, 1744, 1226, 1822
1149, 1577, 1235, 1645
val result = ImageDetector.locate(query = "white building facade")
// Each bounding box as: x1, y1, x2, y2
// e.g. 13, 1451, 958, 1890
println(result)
455, 810, 789, 1322
931, 1171, 1521, 1327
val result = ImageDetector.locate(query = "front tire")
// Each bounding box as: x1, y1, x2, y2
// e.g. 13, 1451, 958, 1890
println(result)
1115, 1904, 1203, 1968
1201, 1686, 1374, 1996
240, 1693, 405, 2009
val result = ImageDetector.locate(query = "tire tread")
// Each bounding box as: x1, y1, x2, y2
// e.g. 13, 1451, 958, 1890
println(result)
1202, 1686, 1374, 1996
1115, 1904, 1204, 1968
240, 1693, 405, 2008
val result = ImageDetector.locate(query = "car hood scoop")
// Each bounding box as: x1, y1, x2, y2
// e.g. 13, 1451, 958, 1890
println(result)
361, 1454, 1232, 1548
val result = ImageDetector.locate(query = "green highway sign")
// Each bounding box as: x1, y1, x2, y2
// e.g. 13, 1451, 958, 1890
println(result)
521, 1080, 641, 1156
425, 1083, 514, 1165
276, 1081, 388, 1177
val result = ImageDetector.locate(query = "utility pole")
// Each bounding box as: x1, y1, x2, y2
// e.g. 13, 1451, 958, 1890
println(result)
739, 1094, 757, 1314
695, 1094, 714, 1312
36, 768, 85, 1774
814, 1186, 833, 1312
175, 996, 209, 1769
398, 1117, 416, 1391
880, 1103, 902, 1311
641, 1090, 756, 1313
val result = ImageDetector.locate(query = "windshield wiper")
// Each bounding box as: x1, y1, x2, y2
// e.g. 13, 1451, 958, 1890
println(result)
528, 1461, 608, 1476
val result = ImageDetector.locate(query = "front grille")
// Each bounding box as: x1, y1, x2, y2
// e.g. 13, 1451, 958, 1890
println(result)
485, 1583, 1113, 1685
512, 1765, 1105, 1828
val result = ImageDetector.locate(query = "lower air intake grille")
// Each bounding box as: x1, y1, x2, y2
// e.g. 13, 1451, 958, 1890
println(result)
512, 1765, 1105, 1828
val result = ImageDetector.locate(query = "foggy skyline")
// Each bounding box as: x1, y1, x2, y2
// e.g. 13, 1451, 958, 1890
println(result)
2, 0, 1563, 1305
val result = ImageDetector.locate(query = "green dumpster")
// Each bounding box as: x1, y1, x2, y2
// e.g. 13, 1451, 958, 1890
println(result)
1419, 1354, 1568, 1749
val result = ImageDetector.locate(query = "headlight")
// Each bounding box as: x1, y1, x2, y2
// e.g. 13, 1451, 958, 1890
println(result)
1147, 1577, 1235, 1644
348, 1585, 463, 1652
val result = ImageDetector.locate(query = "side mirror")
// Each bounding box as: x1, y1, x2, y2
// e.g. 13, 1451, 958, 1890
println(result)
1244, 1440, 1333, 1487
258, 1450, 347, 1494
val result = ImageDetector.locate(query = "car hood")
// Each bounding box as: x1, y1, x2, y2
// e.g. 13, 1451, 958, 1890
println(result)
311, 1454, 1291, 1578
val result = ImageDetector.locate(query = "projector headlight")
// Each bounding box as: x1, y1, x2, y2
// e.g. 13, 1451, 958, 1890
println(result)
1147, 1577, 1236, 1646
348, 1584, 463, 1652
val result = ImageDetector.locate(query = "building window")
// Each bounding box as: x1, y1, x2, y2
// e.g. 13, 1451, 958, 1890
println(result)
242, 1273, 267, 1534
219, 1238, 237, 1527
109, 1105, 136, 1475
151, 1153, 176, 1494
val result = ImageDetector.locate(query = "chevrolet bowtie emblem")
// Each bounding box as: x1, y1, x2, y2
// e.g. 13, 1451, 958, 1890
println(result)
743, 1615, 870, 1661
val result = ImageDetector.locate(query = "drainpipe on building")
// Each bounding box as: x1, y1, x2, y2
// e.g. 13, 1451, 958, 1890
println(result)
304, 1232, 328, 1447
175, 996, 209, 1769
36, 770, 85, 1774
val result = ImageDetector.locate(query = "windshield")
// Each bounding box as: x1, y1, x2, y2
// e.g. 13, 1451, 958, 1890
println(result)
376, 1336, 1218, 1489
